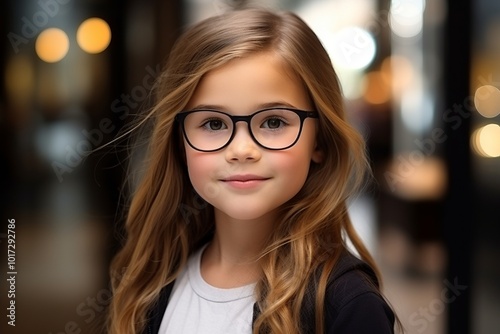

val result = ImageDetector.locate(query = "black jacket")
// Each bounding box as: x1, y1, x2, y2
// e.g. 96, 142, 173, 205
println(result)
143, 251, 395, 333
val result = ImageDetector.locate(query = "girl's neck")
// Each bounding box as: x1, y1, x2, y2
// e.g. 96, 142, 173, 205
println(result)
200, 209, 276, 288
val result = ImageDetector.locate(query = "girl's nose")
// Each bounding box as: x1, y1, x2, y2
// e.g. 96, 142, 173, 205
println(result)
224, 123, 262, 162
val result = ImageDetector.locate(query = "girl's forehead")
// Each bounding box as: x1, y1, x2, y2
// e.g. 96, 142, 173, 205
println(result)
186, 52, 311, 112
205, 51, 291, 79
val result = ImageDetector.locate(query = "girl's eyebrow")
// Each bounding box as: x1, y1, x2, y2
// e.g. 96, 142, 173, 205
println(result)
188, 104, 227, 111
258, 101, 300, 109
188, 101, 300, 112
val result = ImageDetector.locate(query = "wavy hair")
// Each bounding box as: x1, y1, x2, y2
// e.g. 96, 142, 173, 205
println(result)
108, 8, 384, 334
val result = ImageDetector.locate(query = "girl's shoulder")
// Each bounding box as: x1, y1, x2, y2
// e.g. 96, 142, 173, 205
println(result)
301, 251, 395, 333
324, 251, 395, 333
325, 252, 381, 310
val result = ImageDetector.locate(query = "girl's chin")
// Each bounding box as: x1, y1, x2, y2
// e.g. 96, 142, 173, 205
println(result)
213, 207, 279, 223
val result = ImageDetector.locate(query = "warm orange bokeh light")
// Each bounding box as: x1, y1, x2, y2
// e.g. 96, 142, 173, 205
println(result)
35, 28, 70, 63
363, 71, 392, 105
381, 55, 415, 95
77, 18, 112, 54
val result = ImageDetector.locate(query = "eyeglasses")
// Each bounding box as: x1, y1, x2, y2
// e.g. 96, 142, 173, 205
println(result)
175, 107, 318, 152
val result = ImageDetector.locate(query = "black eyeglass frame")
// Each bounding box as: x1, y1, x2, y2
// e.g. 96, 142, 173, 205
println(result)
175, 107, 319, 152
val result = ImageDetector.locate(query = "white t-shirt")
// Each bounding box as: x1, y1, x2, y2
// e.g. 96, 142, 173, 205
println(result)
159, 245, 257, 333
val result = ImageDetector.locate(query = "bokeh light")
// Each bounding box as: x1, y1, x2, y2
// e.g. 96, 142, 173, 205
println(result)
389, 0, 426, 38
77, 18, 112, 54
474, 85, 500, 118
472, 124, 500, 158
386, 156, 447, 200
35, 28, 70, 63
400, 89, 434, 134
328, 27, 376, 70
363, 71, 392, 105
5, 55, 35, 105
381, 55, 415, 95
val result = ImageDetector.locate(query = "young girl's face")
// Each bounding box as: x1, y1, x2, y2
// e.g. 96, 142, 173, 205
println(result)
182, 52, 322, 222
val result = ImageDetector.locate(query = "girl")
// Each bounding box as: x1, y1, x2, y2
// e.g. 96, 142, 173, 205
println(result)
108, 7, 397, 334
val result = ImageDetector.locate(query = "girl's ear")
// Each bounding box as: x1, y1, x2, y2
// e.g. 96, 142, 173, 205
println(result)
312, 145, 324, 163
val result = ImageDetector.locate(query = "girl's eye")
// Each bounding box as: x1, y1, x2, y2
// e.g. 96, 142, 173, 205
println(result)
262, 118, 286, 129
202, 119, 227, 131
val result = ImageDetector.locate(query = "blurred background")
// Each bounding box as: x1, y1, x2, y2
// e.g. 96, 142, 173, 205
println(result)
1, 0, 499, 333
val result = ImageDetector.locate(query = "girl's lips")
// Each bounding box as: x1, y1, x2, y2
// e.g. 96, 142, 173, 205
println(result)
221, 174, 270, 182
220, 175, 270, 189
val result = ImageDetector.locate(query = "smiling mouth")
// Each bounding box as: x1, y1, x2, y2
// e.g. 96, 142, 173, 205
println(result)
220, 176, 270, 189
221, 175, 270, 182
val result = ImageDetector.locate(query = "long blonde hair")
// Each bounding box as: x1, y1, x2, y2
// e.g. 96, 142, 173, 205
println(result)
108, 8, 382, 334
